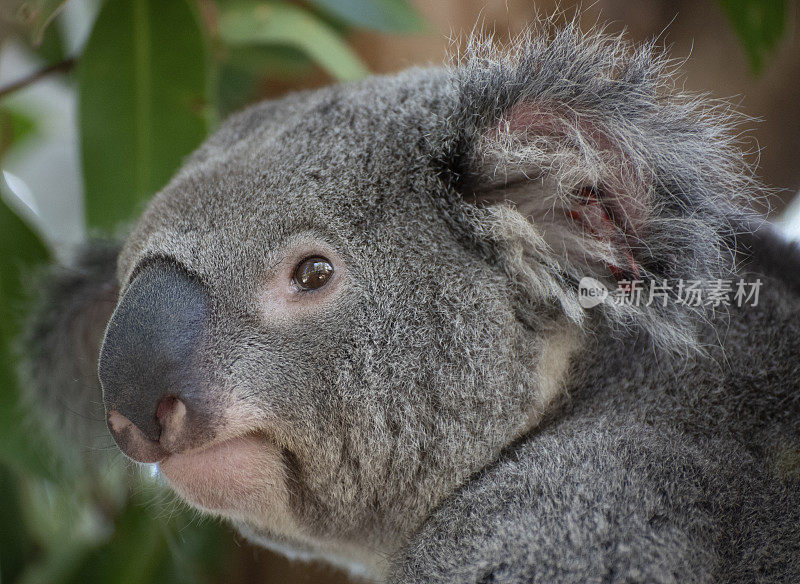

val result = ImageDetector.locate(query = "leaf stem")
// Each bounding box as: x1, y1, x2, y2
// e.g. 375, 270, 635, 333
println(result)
0, 57, 77, 100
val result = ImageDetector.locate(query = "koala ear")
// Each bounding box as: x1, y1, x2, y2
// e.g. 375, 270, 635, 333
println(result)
461, 100, 649, 284
439, 30, 759, 350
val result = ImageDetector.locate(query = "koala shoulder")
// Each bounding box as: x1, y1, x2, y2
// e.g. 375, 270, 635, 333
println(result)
391, 416, 800, 584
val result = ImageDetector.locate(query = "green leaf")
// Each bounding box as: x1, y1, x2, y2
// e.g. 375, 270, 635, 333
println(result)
78, 0, 211, 231
0, 106, 38, 161
219, 2, 369, 82
308, 0, 425, 32
0, 354, 56, 480
33, 13, 69, 65
218, 45, 314, 116
717, 0, 788, 73
0, 195, 54, 480
46, 489, 231, 584
66, 502, 170, 584
15, 537, 93, 584
0, 193, 49, 374
15, 496, 160, 584
0, 464, 35, 583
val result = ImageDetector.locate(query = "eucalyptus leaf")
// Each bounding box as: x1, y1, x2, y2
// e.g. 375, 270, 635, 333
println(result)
309, 0, 425, 32
0, 464, 35, 583
0, 106, 38, 161
219, 45, 314, 116
14, 530, 93, 584
33, 14, 69, 65
219, 2, 369, 81
718, 0, 788, 73
0, 195, 53, 480
78, 0, 211, 231
57, 492, 230, 584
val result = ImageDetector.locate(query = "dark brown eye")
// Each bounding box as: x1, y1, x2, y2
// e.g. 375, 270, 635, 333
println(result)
293, 257, 334, 290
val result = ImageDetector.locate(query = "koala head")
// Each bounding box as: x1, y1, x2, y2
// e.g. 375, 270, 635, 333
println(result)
94, 25, 753, 573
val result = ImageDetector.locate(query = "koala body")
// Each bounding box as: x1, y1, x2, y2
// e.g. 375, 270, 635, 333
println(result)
24, 22, 800, 582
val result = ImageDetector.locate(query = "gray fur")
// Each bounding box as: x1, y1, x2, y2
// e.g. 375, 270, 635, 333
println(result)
19, 241, 120, 465
21, 19, 799, 582
391, 268, 800, 583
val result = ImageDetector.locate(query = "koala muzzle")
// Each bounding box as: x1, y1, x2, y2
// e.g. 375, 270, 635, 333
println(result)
99, 262, 213, 463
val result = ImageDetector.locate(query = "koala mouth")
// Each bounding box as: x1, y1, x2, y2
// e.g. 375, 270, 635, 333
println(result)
158, 433, 277, 510
159, 433, 297, 534
107, 409, 291, 523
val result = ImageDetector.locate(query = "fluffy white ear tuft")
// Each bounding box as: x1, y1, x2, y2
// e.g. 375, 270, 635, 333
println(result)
466, 101, 651, 284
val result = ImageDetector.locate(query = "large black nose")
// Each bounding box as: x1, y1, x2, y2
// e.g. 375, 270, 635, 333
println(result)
99, 262, 208, 451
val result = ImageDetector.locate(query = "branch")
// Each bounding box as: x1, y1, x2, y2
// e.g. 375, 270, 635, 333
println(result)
0, 57, 77, 100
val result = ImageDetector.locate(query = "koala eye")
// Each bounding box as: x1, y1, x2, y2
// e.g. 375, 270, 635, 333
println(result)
293, 256, 334, 291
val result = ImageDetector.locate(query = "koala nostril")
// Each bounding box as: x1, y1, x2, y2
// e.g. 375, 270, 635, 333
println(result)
156, 396, 188, 445
157, 396, 179, 423
106, 409, 168, 463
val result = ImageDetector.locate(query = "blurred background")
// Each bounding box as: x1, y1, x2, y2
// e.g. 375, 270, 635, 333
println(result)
0, 1, 798, 582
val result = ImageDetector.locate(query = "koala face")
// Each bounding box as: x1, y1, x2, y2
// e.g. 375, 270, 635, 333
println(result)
99, 69, 552, 568
95, 28, 754, 572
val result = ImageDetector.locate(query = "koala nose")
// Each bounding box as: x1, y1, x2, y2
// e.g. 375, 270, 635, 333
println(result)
99, 263, 209, 462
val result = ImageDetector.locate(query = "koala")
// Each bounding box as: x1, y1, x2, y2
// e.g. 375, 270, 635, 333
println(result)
22, 21, 800, 583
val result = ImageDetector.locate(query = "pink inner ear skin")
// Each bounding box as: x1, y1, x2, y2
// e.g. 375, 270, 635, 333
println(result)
501, 103, 571, 141
498, 101, 650, 280
570, 186, 641, 281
